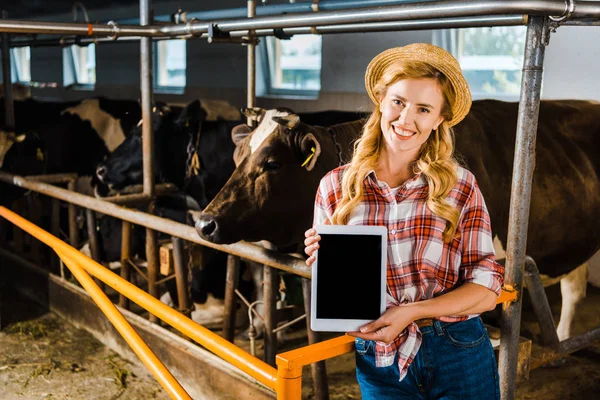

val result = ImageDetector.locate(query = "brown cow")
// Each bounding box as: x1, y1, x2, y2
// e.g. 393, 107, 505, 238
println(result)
197, 100, 600, 340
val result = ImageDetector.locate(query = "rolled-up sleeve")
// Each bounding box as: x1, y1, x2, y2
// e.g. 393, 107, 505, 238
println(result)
458, 182, 504, 295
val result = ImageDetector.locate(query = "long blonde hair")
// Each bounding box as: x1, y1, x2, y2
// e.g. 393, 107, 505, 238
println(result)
332, 61, 461, 242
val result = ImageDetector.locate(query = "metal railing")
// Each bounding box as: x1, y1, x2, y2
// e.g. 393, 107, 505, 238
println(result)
0, 205, 520, 399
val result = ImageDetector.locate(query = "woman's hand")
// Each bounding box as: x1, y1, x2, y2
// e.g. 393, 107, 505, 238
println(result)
304, 228, 321, 266
347, 305, 417, 345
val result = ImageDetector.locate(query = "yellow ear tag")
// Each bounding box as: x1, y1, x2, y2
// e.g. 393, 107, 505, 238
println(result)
301, 147, 316, 168
36, 148, 44, 162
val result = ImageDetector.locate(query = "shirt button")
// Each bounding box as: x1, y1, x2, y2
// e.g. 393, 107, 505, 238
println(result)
391, 229, 397, 235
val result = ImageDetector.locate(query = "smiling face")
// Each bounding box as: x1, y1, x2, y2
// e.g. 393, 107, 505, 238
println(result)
379, 78, 445, 159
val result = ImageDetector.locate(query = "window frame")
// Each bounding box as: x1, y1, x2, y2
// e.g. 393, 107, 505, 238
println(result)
153, 39, 187, 94
434, 27, 526, 101
10, 46, 31, 84
259, 35, 322, 99
62, 43, 96, 90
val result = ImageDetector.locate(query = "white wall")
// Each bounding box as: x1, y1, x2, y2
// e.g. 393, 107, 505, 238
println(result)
542, 26, 600, 101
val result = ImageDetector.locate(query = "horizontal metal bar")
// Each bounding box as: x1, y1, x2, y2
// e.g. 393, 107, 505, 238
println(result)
0, 19, 162, 36
0, 171, 311, 279
8, 15, 527, 48
3, 1, 600, 40
161, 0, 600, 36
120, 0, 429, 24
27, 173, 78, 184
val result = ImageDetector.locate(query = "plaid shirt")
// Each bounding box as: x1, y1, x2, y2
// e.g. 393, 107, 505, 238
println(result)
313, 165, 504, 381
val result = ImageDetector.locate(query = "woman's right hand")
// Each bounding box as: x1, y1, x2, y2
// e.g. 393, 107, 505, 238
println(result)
304, 228, 321, 266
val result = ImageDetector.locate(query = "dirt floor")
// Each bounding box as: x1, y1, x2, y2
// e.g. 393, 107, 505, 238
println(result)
1, 283, 599, 400
0, 294, 169, 400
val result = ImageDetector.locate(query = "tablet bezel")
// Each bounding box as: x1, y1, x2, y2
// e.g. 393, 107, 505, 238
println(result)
310, 224, 388, 332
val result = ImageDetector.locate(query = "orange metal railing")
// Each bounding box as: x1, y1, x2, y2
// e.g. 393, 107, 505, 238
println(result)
0, 206, 519, 400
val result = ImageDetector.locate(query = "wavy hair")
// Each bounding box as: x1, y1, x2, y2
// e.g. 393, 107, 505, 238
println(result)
332, 61, 461, 242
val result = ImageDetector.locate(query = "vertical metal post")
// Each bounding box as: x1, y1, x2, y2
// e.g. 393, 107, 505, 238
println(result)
67, 180, 79, 250
140, 0, 159, 323
499, 16, 548, 400
263, 265, 278, 367
223, 254, 241, 342
120, 220, 132, 309
50, 198, 61, 273
85, 208, 105, 291
247, 0, 256, 127
302, 278, 329, 400
171, 236, 190, 315
1, 10, 15, 129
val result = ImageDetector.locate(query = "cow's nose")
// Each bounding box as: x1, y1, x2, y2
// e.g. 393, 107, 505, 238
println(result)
196, 213, 219, 241
96, 165, 107, 180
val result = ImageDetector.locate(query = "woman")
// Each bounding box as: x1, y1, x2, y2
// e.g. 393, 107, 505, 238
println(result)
304, 43, 504, 399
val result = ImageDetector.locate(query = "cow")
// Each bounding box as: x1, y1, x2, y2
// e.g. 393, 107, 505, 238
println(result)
196, 101, 600, 342
95, 102, 367, 330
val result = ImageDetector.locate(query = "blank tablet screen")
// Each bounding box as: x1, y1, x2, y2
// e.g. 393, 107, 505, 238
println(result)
316, 233, 383, 320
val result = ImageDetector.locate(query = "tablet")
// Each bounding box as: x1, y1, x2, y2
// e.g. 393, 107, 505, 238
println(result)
311, 224, 388, 332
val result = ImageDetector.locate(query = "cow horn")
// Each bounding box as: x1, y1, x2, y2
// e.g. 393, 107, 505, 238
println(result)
241, 107, 266, 121
273, 114, 300, 130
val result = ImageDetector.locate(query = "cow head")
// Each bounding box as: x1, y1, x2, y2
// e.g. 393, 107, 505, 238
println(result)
95, 104, 173, 191
196, 108, 335, 249
0, 130, 26, 169
95, 101, 207, 193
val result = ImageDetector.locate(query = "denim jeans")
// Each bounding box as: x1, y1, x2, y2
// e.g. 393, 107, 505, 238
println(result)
355, 317, 500, 400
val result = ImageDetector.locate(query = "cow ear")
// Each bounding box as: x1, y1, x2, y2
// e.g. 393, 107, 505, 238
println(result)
14, 133, 26, 142
300, 133, 321, 171
273, 114, 300, 130
231, 124, 253, 145
241, 107, 266, 121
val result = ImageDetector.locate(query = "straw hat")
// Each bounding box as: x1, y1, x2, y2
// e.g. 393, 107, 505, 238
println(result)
365, 43, 472, 127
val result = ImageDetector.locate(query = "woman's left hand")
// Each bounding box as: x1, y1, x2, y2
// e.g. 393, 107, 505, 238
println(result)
347, 305, 416, 344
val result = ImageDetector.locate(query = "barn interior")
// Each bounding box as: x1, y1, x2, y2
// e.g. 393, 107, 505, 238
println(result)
0, 1, 599, 399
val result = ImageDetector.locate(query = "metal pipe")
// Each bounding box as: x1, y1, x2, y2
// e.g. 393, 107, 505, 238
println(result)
523, 257, 560, 349
0, 19, 161, 36
55, 250, 191, 399
2, 10, 15, 129
263, 264, 278, 367
160, 1, 599, 36
140, 0, 159, 324
247, 0, 256, 127
51, 198, 61, 273
102, 193, 151, 206
302, 278, 329, 400
499, 16, 547, 400
0, 171, 311, 278
120, 220, 132, 309
122, 0, 432, 24
2, 2, 600, 40
0, 206, 278, 391
172, 237, 190, 314
27, 173, 78, 183
67, 180, 79, 250
223, 254, 241, 342
140, 0, 154, 198
85, 208, 105, 291
8, 15, 527, 49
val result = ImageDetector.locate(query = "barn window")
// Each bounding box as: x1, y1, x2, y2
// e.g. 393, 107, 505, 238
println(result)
154, 39, 186, 92
10, 46, 31, 83
63, 43, 96, 88
261, 35, 322, 97
436, 26, 526, 100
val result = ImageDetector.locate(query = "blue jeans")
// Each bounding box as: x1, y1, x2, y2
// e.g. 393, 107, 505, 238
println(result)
355, 317, 499, 400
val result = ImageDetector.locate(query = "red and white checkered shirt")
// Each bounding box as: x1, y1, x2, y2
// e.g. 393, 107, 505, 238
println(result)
313, 164, 504, 381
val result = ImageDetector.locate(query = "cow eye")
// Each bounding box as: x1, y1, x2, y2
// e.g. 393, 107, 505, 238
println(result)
263, 159, 281, 171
